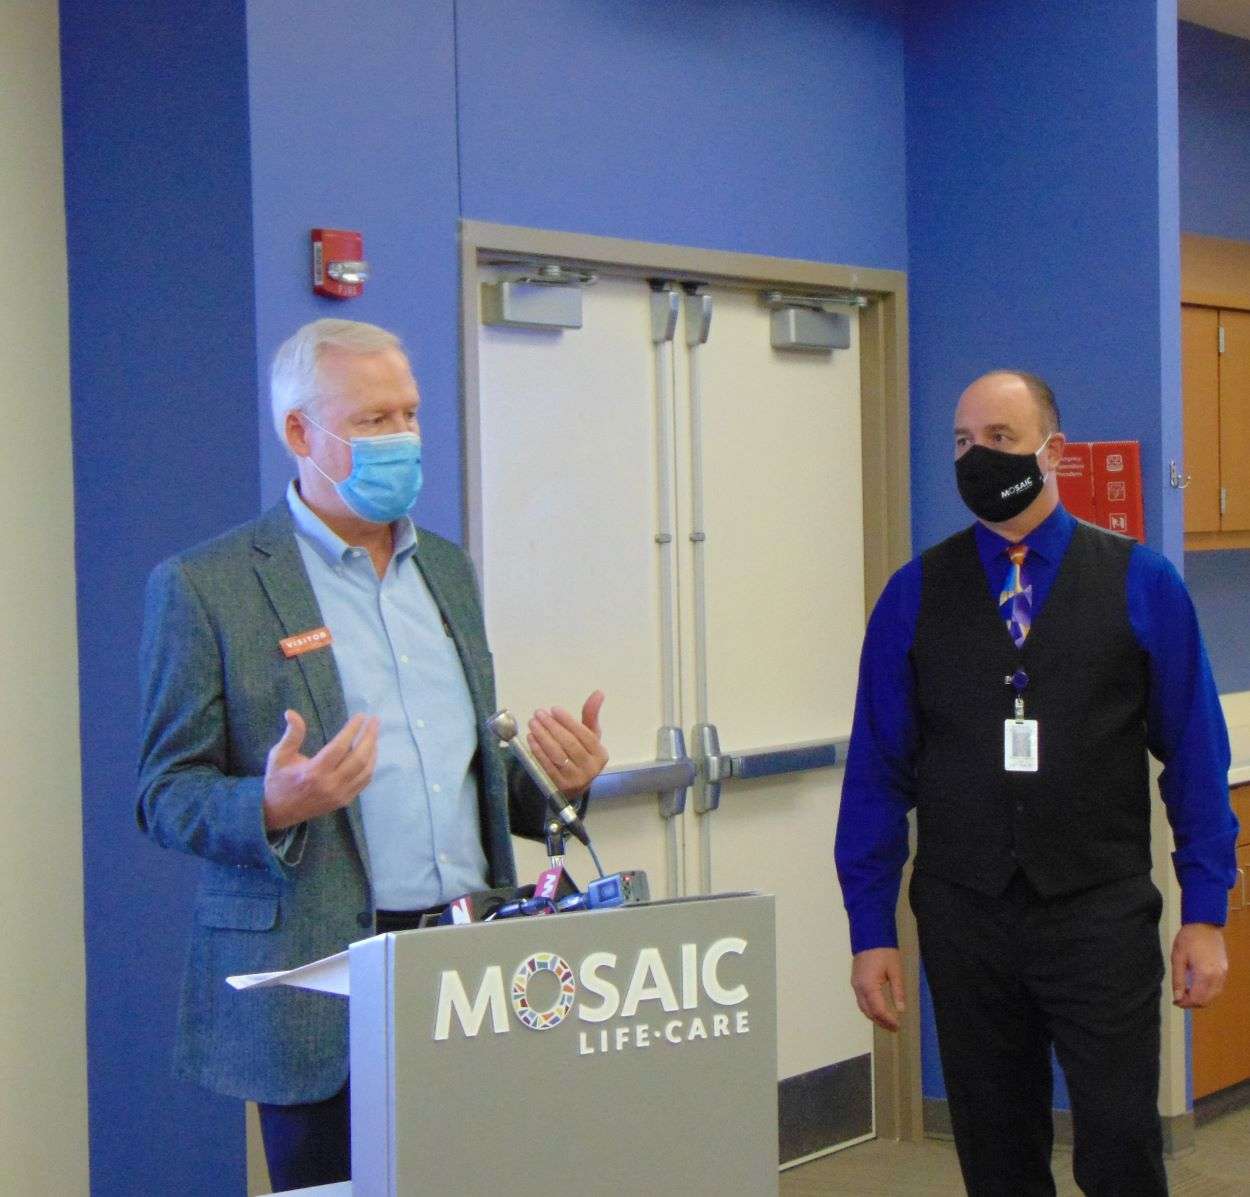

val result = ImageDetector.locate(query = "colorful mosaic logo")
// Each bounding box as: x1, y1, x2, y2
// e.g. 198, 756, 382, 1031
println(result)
510, 952, 576, 1031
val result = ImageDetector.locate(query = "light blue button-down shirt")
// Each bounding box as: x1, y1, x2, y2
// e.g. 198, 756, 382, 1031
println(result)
287, 482, 488, 909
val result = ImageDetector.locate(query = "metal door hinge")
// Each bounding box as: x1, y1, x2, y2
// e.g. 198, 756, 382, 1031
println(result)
1221, 486, 1228, 516
648, 281, 680, 344
1219, 326, 1226, 354
684, 287, 712, 346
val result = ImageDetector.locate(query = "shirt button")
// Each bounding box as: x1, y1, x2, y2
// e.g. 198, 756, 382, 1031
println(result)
438, 852, 450, 865
1016, 802, 1025, 814
432, 783, 442, 794
416, 719, 425, 729
357, 912, 372, 928
400, 654, 410, 664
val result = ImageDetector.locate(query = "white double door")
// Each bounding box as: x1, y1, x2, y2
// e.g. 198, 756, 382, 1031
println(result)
473, 266, 871, 1135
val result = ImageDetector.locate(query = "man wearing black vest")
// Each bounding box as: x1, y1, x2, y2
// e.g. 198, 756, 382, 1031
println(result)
835, 369, 1238, 1196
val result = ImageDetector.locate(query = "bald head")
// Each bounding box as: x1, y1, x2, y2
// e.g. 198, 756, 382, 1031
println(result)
954, 370, 1061, 454
977, 370, 1060, 436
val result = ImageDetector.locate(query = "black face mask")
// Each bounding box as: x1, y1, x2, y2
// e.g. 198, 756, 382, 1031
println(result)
955, 437, 1050, 523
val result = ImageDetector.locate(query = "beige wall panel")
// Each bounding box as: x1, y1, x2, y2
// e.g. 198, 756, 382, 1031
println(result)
0, 3, 89, 1193
684, 288, 871, 1084
475, 274, 681, 899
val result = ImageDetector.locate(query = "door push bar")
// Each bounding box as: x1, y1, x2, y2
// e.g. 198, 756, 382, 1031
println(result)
583, 729, 847, 817
692, 727, 848, 814
586, 726, 694, 818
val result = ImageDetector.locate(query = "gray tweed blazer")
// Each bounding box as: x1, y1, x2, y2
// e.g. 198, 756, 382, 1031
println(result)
136, 500, 546, 1103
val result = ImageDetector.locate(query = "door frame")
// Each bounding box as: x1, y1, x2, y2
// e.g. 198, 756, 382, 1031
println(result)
457, 218, 922, 1142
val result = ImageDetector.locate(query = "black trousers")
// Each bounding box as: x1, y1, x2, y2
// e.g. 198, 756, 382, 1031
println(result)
911, 869, 1168, 1197
257, 1083, 350, 1192
257, 906, 440, 1191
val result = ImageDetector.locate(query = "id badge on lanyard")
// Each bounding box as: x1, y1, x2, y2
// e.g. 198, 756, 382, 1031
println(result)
1004, 668, 1039, 772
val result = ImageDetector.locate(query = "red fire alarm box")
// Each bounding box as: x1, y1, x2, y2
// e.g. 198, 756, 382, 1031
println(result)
1056, 440, 1144, 542
311, 228, 368, 299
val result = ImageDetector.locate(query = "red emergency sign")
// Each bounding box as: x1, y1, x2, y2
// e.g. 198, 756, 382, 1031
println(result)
1056, 440, 1145, 542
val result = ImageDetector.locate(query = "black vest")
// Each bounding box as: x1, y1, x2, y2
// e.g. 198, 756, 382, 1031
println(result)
910, 521, 1152, 897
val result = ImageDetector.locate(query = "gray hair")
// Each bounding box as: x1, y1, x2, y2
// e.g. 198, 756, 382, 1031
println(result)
269, 318, 406, 450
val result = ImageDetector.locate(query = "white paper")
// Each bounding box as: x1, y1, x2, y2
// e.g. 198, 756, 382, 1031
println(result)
227, 950, 350, 996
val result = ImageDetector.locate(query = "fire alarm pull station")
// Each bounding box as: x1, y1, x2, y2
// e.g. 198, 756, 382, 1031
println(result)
311, 228, 369, 299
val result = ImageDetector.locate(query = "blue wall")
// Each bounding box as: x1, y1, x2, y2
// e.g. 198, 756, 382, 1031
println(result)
905, 0, 1181, 562
903, 0, 1181, 1105
455, 0, 906, 268
60, 1, 259, 1192
247, 1, 464, 538
1187, 551, 1250, 694
1178, 20, 1250, 695
1179, 21, 1250, 242
250, 0, 908, 517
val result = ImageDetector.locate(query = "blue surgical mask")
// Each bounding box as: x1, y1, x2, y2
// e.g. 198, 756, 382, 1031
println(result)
302, 415, 423, 524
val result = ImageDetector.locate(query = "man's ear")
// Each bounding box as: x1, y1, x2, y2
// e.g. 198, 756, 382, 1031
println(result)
1043, 431, 1066, 471
285, 411, 310, 458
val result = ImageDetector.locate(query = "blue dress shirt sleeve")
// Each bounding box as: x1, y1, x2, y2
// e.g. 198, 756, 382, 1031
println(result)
835, 559, 923, 954
1128, 545, 1239, 926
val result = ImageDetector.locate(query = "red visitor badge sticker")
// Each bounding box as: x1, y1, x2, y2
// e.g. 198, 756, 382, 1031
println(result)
279, 626, 333, 658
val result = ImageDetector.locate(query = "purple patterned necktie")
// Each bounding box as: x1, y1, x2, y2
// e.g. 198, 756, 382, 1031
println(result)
999, 544, 1032, 648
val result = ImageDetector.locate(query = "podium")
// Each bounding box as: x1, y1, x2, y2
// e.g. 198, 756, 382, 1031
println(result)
245, 893, 778, 1196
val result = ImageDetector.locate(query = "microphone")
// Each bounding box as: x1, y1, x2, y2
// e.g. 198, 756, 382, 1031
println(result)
533, 863, 578, 904
555, 870, 650, 913
487, 893, 560, 921
486, 709, 592, 848
435, 884, 529, 926
495, 870, 650, 919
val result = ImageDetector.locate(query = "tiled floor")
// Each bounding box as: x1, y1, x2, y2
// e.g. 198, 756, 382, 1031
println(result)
779, 1105, 1250, 1195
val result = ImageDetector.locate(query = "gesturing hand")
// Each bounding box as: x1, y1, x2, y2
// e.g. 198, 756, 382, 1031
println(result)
526, 690, 609, 798
263, 709, 380, 832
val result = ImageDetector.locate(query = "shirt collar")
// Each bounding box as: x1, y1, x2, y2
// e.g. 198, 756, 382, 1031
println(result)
972, 503, 1076, 573
286, 480, 418, 568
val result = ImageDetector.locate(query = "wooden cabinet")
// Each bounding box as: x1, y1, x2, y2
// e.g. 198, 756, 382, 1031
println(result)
1183, 305, 1250, 545
1182, 306, 1221, 533
1192, 785, 1250, 1100
1181, 233, 1250, 550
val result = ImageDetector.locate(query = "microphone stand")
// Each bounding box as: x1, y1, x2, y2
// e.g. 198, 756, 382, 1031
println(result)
488, 707, 605, 877
545, 817, 568, 870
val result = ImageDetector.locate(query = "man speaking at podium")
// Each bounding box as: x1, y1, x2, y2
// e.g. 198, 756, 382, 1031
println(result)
835, 370, 1238, 1195
137, 318, 607, 1190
